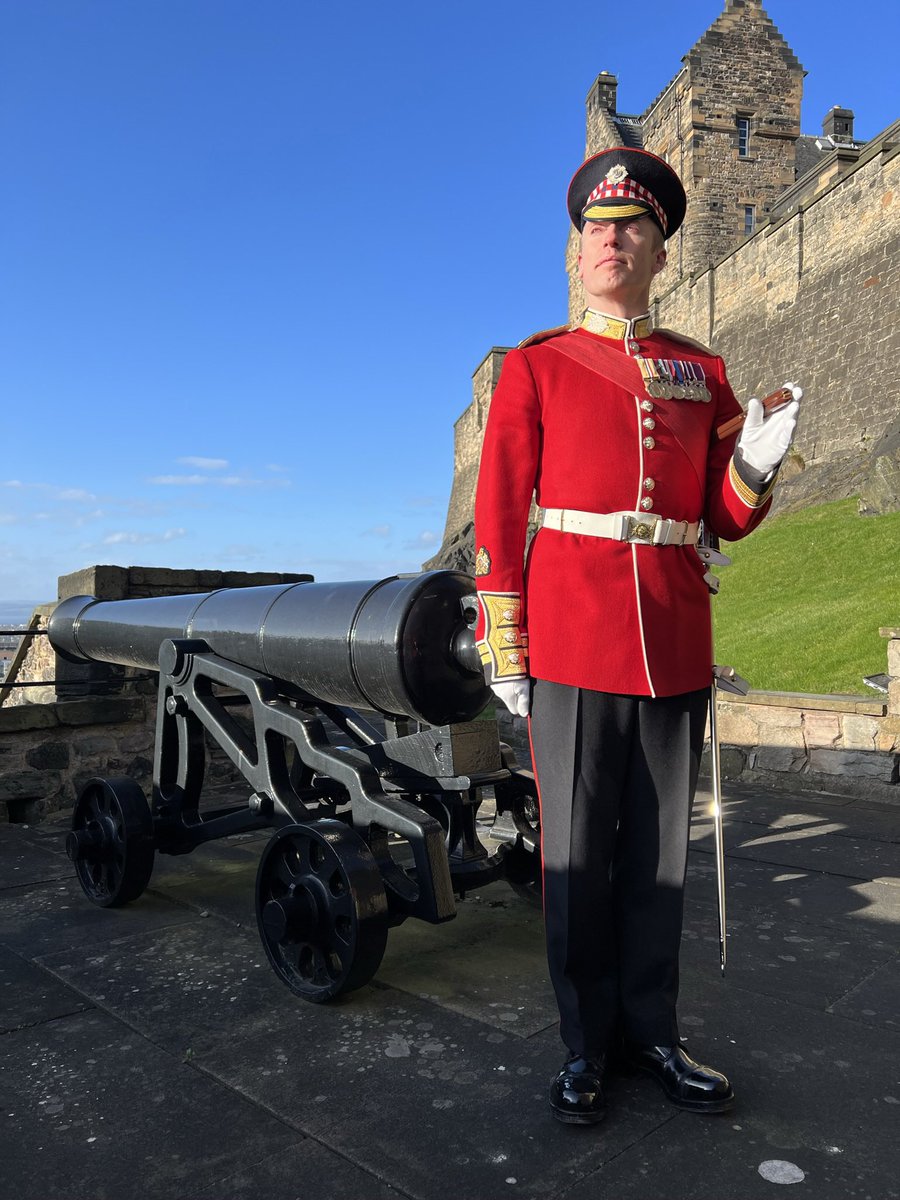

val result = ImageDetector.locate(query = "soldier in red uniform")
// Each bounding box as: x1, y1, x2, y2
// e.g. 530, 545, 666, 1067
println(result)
474, 148, 800, 1125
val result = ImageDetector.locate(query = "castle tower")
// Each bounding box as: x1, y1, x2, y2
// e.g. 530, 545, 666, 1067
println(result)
568, 0, 804, 319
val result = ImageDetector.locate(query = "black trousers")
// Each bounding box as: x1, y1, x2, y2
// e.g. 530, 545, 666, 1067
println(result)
529, 679, 709, 1057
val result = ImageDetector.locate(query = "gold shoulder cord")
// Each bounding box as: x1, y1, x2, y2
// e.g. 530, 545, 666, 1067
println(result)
476, 592, 528, 681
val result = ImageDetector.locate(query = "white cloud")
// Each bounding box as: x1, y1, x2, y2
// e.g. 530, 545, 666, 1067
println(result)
176, 456, 229, 470
73, 509, 107, 527
216, 543, 267, 562
102, 528, 187, 545
149, 474, 289, 488
362, 523, 392, 538
58, 488, 98, 502
1, 481, 97, 502
403, 530, 438, 550
149, 474, 213, 486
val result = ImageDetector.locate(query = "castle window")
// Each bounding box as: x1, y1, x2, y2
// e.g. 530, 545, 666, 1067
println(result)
743, 205, 756, 237
737, 117, 751, 157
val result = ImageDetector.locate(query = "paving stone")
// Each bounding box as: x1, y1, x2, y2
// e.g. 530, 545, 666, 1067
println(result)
612, 976, 900, 1189
0, 875, 196, 957
197, 988, 673, 1200
145, 838, 266, 925
692, 782, 900, 841
0, 947, 92, 1033
726, 820, 900, 883
688, 849, 900, 943
689, 796, 900, 882
3, 781, 900, 1200
192, 1141, 406, 1200
0, 824, 70, 889
559, 1113, 900, 1200
3, 813, 73, 850
679, 894, 897, 1016
378, 881, 557, 1037
0, 1010, 301, 1200
38, 921, 308, 1057
693, 801, 897, 857
829, 952, 900, 1032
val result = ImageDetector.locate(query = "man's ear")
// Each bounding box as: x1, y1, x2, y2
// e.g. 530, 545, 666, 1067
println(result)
652, 247, 667, 277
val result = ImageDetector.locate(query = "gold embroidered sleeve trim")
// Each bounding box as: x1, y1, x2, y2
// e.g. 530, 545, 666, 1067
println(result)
476, 591, 528, 681
729, 458, 777, 508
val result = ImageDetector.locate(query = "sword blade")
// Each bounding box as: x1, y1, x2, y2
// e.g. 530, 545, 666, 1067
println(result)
708, 680, 727, 975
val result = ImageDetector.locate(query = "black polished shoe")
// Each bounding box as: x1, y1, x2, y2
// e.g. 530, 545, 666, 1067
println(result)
625, 1043, 734, 1112
549, 1054, 608, 1125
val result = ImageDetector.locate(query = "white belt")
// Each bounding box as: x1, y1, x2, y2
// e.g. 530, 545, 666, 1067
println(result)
541, 508, 700, 547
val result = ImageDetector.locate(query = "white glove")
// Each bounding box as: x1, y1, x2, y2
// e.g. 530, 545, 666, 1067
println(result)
737, 384, 802, 476
491, 678, 531, 718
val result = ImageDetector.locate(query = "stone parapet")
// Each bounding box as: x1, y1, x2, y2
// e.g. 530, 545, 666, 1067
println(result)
0, 695, 152, 823
494, 690, 898, 804
712, 686, 899, 798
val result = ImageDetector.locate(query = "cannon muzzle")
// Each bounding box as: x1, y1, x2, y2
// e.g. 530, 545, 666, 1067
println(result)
48, 570, 488, 726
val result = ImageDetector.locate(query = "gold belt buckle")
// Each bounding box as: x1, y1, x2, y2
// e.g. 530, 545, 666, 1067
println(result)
626, 516, 657, 542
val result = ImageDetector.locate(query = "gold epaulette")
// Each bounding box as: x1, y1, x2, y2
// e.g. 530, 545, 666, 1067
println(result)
655, 327, 718, 357
517, 324, 575, 350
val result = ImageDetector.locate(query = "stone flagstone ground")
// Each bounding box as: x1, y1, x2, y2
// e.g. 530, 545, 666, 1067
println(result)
1, 780, 899, 1200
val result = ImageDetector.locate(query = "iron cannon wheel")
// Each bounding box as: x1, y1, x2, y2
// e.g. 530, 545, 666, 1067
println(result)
255, 819, 389, 1003
496, 779, 543, 907
67, 777, 156, 908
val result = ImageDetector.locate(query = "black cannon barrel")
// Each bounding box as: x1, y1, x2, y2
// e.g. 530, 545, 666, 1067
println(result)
48, 571, 489, 726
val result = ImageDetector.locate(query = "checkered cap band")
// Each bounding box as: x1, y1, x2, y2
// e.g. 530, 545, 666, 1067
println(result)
583, 174, 668, 236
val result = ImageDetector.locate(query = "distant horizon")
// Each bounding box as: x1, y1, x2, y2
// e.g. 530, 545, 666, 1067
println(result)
0, 603, 44, 626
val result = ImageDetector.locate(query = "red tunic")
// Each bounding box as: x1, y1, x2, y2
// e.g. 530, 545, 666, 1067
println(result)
474, 320, 773, 698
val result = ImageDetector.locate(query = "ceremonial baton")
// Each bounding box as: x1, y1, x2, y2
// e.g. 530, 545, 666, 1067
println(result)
715, 384, 797, 440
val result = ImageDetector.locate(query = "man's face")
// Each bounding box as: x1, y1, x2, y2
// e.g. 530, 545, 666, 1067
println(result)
577, 214, 667, 314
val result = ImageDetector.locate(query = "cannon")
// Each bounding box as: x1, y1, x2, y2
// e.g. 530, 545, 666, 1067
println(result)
48, 571, 541, 1002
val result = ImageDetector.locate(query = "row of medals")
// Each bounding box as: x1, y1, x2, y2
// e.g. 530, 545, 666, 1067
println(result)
635, 355, 711, 402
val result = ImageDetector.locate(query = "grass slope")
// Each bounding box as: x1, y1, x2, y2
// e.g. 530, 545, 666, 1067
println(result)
713, 498, 899, 695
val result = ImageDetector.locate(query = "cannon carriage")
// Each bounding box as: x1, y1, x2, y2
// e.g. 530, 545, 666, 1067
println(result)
48, 571, 541, 1002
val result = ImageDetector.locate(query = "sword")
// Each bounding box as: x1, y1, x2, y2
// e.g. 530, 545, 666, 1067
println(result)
709, 663, 749, 974
697, 533, 749, 976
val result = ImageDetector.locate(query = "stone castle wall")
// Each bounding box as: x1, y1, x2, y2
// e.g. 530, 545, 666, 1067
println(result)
662, 0, 803, 277
439, 348, 510, 557
655, 126, 900, 469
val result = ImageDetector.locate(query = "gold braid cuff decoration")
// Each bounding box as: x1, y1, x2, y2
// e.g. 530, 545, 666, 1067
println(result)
729, 458, 777, 509
476, 592, 528, 682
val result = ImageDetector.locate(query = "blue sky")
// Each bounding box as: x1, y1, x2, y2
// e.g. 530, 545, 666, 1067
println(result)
1, 0, 897, 621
